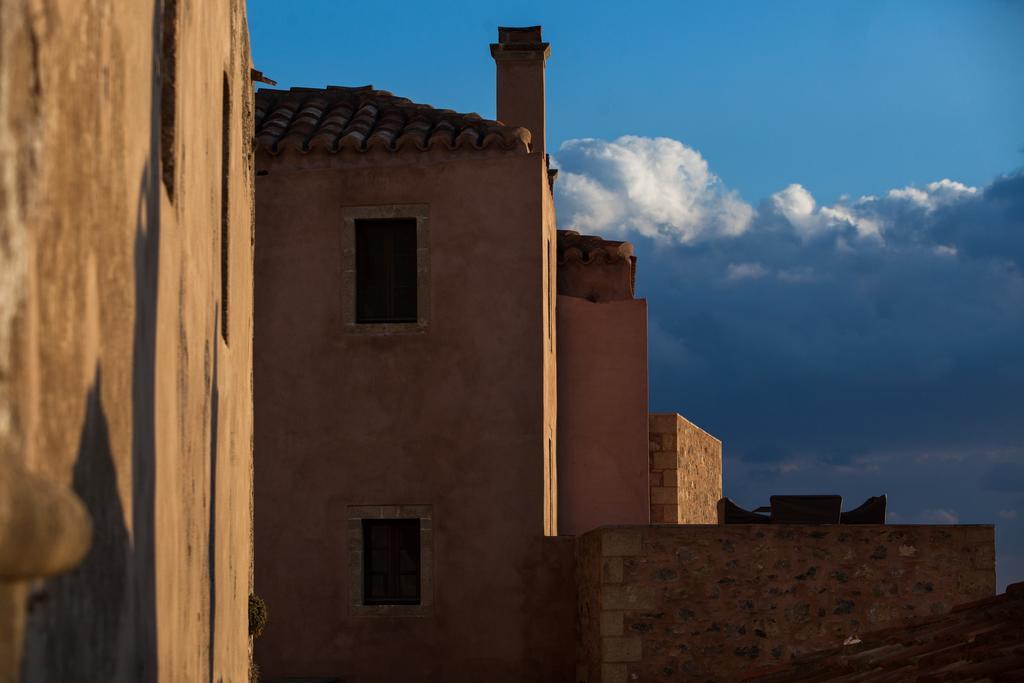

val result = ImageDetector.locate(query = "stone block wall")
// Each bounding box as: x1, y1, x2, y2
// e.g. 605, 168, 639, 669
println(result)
577, 524, 995, 682
648, 414, 722, 524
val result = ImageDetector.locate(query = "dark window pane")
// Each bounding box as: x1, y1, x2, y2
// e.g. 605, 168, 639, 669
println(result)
399, 549, 417, 572
362, 518, 421, 605
399, 574, 418, 598
371, 549, 389, 572
369, 524, 388, 547
355, 219, 417, 323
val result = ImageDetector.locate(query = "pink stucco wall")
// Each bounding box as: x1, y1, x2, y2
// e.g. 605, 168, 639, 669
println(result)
254, 148, 573, 681
557, 296, 650, 536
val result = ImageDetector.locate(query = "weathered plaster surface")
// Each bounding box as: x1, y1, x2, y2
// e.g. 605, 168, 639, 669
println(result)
254, 149, 573, 681
577, 524, 996, 682
0, 1, 254, 680
557, 296, 649, 535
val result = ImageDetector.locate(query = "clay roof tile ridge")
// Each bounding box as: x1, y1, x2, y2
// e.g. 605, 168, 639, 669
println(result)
255, 85, 529, 157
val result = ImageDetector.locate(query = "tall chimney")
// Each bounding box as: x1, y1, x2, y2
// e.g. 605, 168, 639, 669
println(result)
490, 26, 550, 155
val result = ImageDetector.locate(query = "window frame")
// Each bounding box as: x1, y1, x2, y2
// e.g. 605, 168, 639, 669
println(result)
341, 205, 430, 335
347, 505, 434, 616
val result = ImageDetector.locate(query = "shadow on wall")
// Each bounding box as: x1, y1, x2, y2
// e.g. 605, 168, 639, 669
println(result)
130, 146, 160, 683
208, 305, 219, 683
19, 0, 163, 667
19, 372, 128, 680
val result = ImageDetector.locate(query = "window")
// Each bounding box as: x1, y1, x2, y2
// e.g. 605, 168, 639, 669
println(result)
341, 205, 429, 334
347, 504, 433, 615
362, 519, 421, 605
356, 219, 417, 323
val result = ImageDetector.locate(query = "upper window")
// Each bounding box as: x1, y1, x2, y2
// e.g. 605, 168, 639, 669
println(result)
362, 518, 421, 605
355, 219, 417, 324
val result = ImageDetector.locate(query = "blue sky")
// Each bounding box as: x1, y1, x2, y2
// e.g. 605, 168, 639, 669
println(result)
249, 0, 1023, 203
249, 1, 1024, 588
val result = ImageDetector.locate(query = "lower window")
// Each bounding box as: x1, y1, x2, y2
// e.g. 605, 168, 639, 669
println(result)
362, 518, 421, 605
347, 504, 432, 615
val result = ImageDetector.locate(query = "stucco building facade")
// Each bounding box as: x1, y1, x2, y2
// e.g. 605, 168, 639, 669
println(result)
0, 10, 1001, 683
0, 1, 256, 681
252, 24, 998, 683
254, 28, 574, 681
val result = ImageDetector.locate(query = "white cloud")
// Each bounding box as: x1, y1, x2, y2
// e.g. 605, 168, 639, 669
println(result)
919, 508, 959, 524
726, 262, 769, 281
777, 266, 815, 283
914, 452, 968, 463
554, 136, 988, 251
887, 179, 978, 211
768, 183, 882, 241
772, 183, 817, 226
554, 136, 753, 243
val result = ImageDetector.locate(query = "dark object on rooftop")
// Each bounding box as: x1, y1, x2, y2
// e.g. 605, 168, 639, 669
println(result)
770, 495, 842, 524
717, 497, 770, 524
839, 495, 887, 524
719, 495, 890, 524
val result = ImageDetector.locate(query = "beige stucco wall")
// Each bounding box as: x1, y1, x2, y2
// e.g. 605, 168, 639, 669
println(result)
0, 1, 254, 680
543, 165, 559, 539
254, 147, 574, 681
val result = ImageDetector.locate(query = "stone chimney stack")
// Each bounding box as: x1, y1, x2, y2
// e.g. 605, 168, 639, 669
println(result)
490, 26, 550, 155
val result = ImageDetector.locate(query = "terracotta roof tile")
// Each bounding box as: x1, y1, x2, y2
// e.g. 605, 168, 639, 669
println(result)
556, 229, 634, 266
255, 86, 531, 156
744, 581, 1024, 682
556, 229, 638, 302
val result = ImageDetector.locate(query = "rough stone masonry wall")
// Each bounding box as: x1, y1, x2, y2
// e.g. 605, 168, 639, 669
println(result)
649, 414, 721, 524
577, 524, 995, 683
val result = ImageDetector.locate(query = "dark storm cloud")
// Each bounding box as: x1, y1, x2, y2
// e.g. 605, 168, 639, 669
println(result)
554, 137, 1024, 465
930, 173, 1024, 270
554, 136, 1024, 587
983, 462, 1024, 493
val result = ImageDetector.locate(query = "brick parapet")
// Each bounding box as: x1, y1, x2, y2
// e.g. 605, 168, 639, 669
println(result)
577, 524, 996, 682
648, 413, 722, 524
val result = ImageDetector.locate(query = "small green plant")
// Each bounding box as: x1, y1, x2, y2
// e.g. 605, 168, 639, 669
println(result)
249, 593, 268, 639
